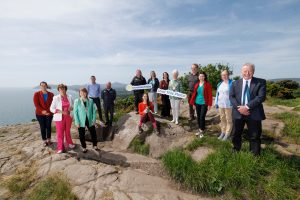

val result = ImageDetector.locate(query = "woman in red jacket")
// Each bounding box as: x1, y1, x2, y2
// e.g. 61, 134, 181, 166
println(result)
138, 93, 159, 135
33, 81, 54, 146
189, 72, 213, 138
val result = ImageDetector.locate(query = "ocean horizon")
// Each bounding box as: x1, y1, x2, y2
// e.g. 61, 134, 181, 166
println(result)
0, 88, 79, 127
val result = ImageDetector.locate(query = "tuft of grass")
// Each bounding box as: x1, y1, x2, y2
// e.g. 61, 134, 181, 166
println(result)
273, 112, 300, 143
3, 164, 36, 195
2, 164, 35, 200
26, 173, 76, 200
293, 106, 300, 112
129, 137, 150, 155
51, 125, 56, 133
185, 136, 231, 151
162, 137, 300, 199
266, 96, 300, 107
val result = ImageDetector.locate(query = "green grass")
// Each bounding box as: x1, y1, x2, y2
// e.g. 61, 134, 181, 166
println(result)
293, 106, 300, 112
26, 173, 76, 200
129, 137, 150, 155
273, 112, 300, 143
162, 136, 300, 199
266, 96, 300, 107
51, 125, 56, 133
3, 165, 36, 195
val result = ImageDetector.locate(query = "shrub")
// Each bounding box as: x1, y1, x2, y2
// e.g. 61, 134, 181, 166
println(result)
179, 63, 233, 92
276, 88, 295, 99
276, 80, 299, 90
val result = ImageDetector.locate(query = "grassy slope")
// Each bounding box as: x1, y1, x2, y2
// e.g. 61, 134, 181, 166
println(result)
162, 136, 300, 200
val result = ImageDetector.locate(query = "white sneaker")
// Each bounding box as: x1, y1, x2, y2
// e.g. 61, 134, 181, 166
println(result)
222, 134, 230, 141
57, 150, 63, 154
171, 119, 175, 123
175, 121, 179, 125
195, 129, 203, 136
199, 134, 204, 139
69, 144, 75, 149
218, 133, 225, 140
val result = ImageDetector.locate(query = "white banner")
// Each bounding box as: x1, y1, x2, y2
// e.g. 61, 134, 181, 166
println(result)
157, 88, 187, 99
126, 84, 152, 91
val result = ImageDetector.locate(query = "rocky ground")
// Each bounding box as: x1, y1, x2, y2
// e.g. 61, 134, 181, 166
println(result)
0, 103, 298, 200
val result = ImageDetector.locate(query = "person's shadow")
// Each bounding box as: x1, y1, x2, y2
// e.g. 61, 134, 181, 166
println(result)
48, 142, 130, 167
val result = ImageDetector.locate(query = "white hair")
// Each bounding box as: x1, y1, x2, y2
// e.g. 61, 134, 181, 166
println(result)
242, 63, 255, 72
172, 69, 179, 76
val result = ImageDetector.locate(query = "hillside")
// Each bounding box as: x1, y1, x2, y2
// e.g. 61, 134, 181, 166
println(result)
0, 102, 299, 200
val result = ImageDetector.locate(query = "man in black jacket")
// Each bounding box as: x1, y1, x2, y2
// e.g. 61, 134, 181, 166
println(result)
101, 82, 117, 126
229, 63, 266, 155
131, 69, 147, 114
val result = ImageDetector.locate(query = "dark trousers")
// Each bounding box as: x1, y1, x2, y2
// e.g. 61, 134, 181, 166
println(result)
161, 95, 171, 117
90, 97, 103, 121
188, 92, 195, 119
104, 105, 114, 126
78, 117, 97, 148
232, 118, 262, 155
195, 104, 208, 130
134, 92, 144, 112
139, 112, 156, 128
36, 115, 53, 140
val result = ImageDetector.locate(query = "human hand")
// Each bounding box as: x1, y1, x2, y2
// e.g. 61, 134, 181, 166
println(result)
238, 106, 250, 116
42, 110, 47, 115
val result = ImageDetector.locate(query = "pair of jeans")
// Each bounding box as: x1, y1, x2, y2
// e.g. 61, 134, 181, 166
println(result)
36, 115, 53, 140
139, 112, 157, 128
90, 97, 103, 121
148, 92, 158, 113
219, 108, 233, 135
134, 92, 144, 112
195, 104, 208, 130
188, 92, 195, 119
170, 99, 181, 122
78, 116, 97, 148
161, 95, 171, 117
55, 115, 74, 151
104, 105, 114, 126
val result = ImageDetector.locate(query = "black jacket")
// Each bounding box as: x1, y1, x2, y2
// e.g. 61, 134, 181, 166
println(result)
147, 78, 159, 92
131, 76, 147, 94
229, 77, 266, 120
101, 88, 116, 107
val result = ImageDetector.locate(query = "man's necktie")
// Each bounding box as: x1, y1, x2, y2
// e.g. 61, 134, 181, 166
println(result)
243, 81, 250, 105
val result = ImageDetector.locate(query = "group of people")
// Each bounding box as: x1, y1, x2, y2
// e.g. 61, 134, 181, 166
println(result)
33, 76, 116, 153
130, 63, 266, 156
34, 62, 266, 156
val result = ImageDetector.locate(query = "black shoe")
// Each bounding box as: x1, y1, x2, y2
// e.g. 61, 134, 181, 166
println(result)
188, 116, 195, 121
138, 126, 143, 134
135, 111, 139, 115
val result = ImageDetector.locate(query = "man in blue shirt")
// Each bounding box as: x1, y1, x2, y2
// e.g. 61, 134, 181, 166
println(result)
87, 76, 103, 122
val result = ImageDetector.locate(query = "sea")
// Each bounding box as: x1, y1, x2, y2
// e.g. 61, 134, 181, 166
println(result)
0, 88, 79, 127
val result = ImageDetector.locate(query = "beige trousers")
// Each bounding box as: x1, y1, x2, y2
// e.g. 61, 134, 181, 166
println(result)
219, 108, 233, 135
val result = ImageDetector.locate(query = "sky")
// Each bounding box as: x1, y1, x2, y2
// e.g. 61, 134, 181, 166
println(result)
0, 0, 300, 87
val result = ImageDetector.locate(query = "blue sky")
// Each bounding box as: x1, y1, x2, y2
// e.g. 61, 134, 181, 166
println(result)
0, 0, 300, 87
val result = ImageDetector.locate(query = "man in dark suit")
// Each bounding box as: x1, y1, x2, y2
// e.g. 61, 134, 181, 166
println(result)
229, 63, 266, 155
